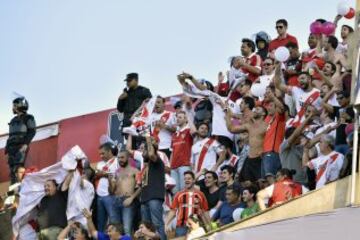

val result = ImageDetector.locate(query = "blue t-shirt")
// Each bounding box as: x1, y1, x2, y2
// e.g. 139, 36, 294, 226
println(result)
212, 201, 245, 225
97, 232, 132, 240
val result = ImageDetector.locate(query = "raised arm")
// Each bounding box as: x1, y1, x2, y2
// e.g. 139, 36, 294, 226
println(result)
273, 63, 288, 93
83, 209, 98, 239
126, 135, 135, 156
287, 114, 313, 146
321, 88, 337, 114
145, 136, 157, 162
182, 72, 207, 91
61, 171, 74, 192
225, 108, 248, 133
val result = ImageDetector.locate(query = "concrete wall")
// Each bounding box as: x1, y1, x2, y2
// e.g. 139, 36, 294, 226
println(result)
202, 175, 360, 238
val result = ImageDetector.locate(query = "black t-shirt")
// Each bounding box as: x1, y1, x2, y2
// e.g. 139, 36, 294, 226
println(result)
198, 179, 220, 209
140, 156, 165, 203
37, 190, 68, 229
332, 106, 354, 145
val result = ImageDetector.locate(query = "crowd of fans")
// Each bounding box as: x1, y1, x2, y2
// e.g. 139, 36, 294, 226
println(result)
1, 13, 357, 240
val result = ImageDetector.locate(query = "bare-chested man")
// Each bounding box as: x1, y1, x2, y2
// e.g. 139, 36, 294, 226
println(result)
109, 150, 140, 236
225, 104, 268, 182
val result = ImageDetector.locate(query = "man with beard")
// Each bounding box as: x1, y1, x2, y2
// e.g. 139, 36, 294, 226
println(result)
225, 105, 268, 182
37, 179, 68, 239
274, 63, 322, 128
314, 61, 342, 90
191, 122, 226, 180
238, 38, 262, 83
109, 150, 140, 236
148, 96, 176, 158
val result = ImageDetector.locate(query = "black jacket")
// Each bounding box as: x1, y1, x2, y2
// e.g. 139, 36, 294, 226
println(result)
5, 113, 36, 153
117, 85, 152, 127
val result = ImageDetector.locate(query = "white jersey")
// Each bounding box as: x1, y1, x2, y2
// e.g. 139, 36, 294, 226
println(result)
209, 94, 239, 140
149, 111, 176, 150
192, 137, 224, 174
96, 157, 119, 196
217, 154, 240, 175
289, 86, 322, 113
308, 151, 344, 189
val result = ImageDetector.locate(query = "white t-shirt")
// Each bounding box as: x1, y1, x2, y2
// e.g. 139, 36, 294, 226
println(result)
192, 137, 224, 174
149, 111, 176, 150
308, 151, 344, 189
96, 158, 119, 197
209, 94, 239, 140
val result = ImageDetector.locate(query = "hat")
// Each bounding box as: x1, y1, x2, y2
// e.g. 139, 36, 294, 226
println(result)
124, 72, 139, 82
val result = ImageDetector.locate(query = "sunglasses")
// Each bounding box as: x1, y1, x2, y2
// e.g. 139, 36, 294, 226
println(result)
276, 25, 284, 29
336, 96, 344, 100
263, 63, 273, 66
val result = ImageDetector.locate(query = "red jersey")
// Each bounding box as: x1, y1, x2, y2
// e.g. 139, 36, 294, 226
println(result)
263, 113, 286, 153
171, 189, 209, 226
171, 127, 193, 169
269, 33, 298, 52
241, 53, 262, 82
269, 179, 302, 207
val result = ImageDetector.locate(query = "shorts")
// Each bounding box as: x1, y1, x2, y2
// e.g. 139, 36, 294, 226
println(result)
239, 156, 262, 182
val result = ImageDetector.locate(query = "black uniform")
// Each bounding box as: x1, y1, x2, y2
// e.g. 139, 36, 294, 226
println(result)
117, 85, 152, 127
5, 113, 36, 183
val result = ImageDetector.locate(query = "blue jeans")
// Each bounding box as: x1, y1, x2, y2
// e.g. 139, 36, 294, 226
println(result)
141, 199, 167, 240
112, 196, 135, 235
97, 195, 116, 232
171, 166, 191, 193
175, 226, 188, 237
261, 152, 281, 178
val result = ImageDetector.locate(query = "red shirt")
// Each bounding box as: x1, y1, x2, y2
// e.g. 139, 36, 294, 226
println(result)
268, 33, 298, 52
269, 179, 302, 207
171, 127, 193, 169
241, 53, 262, 82
263, 113, 286, 153
171, 189, 209, 226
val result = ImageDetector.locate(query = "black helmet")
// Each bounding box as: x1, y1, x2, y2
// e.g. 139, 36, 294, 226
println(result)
255, 31, 271, 43
13, 97, 29, 112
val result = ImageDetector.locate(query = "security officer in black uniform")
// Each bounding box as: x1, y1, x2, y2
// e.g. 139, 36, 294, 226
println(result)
5, 97, 36, 183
